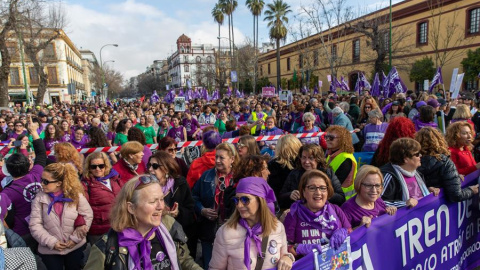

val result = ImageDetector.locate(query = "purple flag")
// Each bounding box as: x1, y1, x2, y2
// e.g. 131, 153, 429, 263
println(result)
313, 85, 319, 94
179, 89, 185, 97
106, 98, 113, 107
428, 67, 443, 93
150, 90, 160, 104
381, 71, 387, 98
212, 89, 220, 100
354, 77, 361, 95
383, 67, 407, 98
333, 77, 342, 89
340, 76, 350, 92
235, 89, 241, 98
226, 87, 232, 97
329, 83, 337, 94
301, 86, 308, 94
371, 73, 381, 97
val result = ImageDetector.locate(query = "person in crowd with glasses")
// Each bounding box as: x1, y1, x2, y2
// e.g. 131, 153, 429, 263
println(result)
29, 162, 93, 270
113, 141, 146, 186
0, 117, 7, 133
341, 165, 397, 229
296, 112, 321, 145
0, 134, 31, 157
357, 97, 379, 128
446, 121, 480, 176
280, 144, 345, 209
416, 127, 477, 202
158, 136, 189, 177
380, 138, 431, 208
192, 142, 239, 269
361, 110, 388, 152
85, 175, 182, 270
53, 142, 84, 172
134, 115, 157, 144
325, 126, 358, 200
248, 103, 268, 135
7, 121, 26, 140
70, 127, 89, 150
113, 119, 132, 146
210, 177, 294, 270
186, 130, 222, 188
81, 152, 121, 245
283, 170, 351, 258
236, 135, 260, 159
198, 105, 216, 125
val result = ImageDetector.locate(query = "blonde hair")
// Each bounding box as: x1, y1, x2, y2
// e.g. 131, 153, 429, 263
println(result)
274, 134, 302, 170
452, 104, 473, 120
44, 163, 84, 206
120, 141, 144, 158
238, 135, 260, 156
353, 165, 383, 193
83, 152, 113, 179
54, 142, 82, 171
216, 142, 240, 166
446, 122, 473, 150
225, 196, 278, 236
415, 127, 450, 160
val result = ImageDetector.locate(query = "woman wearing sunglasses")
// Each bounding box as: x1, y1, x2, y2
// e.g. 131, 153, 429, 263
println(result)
29, 162, 93, 270
192, 142, 239, 269
210, 177, 294, 270
283, 170, 351, 258
81, 152, 121, 244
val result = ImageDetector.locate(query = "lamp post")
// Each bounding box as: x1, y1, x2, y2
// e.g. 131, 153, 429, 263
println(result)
99, 44, 118, 101
103, 60, 115, 67
218, 36, 238, 91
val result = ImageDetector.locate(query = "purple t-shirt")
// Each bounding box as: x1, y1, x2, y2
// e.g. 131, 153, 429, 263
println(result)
71, 136, 89, 149
341, 195, 387, 228
362, 123, 389, 152
167, 126, 185, 142
1, 165, 43, 236
405, 175, 424, 200
62, 133, 71, 143
106, 131, 116, 142
43, 137, 64, 152
7, 131, 27, 140
182, 118, 199, 137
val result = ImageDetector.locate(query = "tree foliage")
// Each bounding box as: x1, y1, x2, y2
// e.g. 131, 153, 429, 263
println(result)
409, 57, 435, 83
90, 65, 124, 99
461, 48, 480, 81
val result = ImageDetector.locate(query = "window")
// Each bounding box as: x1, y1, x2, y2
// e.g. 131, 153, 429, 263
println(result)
417, 21, 428, 45
331, 45, 337, 60
29, 67, 39, 84
196, 56, 202, 63
352, 39, 360, 63
268, 63, 271, 74
7, 45, 16, 57
314, 51, 319, 66
468, 8, 480, 35
260, 66, 263, 77
207, 56, 212, 63
47, 67, 58, 84
44, 43, 55, 59
299, 55, 303, 68
9, 68, 20, 85
287, 57, 290, 71
183, 56, 188, 63
184, 65, 189, 72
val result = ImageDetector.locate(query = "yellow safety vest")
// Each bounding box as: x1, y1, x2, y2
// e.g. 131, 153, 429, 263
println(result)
250, 111, 267, 135
327, 152, 357, 200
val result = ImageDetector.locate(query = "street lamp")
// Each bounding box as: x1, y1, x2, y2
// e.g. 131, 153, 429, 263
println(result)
99, 44, 118, 101
103, 60, 115, 67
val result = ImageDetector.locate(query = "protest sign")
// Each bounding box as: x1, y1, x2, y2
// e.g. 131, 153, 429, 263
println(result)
262, 87, 276, 97
279, 90, 291, 102
174, 97, 186, 112
450, 68, 459, 92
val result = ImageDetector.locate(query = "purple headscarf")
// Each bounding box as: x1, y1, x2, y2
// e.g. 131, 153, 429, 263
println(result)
236, 177, 276, 214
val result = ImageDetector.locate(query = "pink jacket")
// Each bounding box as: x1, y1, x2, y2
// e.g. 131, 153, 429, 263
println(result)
29, 192, 93, 255
209, 220, 288, 270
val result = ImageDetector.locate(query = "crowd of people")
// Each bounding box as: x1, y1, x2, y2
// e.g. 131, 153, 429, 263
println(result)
0, 87, 478, 269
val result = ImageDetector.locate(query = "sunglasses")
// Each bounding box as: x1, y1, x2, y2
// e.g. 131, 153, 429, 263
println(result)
232, 196, 251, 206
166, 147, 176, 153
0, 121, 5, 123
325, 135, 339, 141
134, 175, 159, 189
218, 176, 226, 191
147, 162, 162, 170
236, 143, 246, 149
41, 178, 61, 185
411, 152, 421, 157
89, 164, 106, 170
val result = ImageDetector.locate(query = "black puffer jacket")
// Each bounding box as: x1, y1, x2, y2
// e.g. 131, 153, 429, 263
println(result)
417, 154, 475, 202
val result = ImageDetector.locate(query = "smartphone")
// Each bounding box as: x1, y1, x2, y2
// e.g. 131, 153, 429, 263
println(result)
13, 140, 22, 147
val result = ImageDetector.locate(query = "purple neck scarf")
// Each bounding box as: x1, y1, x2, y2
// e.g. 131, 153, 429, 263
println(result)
290, 200, 340, 238
118, 227, 162, 270
162, 177, 175, 195
94, 169, 119, 185
47, 193, 73, 215
239, 218, 263, 270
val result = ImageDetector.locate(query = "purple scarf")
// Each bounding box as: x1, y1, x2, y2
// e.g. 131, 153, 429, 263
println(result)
239, 218, 263, 270
290, 201, 341, 238
47, 193, 73, 215
162, 177, 175, 195
117, 227, 162, 270
94, 169, 119, 185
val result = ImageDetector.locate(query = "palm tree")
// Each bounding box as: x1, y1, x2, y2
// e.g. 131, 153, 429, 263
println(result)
246, 0, 265, 94
264, 0, 291, 89
212, 3, 225, 89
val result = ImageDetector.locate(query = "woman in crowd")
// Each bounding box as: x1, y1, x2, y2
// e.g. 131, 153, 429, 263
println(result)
81, 152, 121, 244
85, 127, 117, 163
416, 127, 478, 202
380, 138, 431, 208
325, 126, 358, 200
54, 142, 83, 172
106, 118, 118, 146
158, 136, 189, 177
341, 165, 397, 228
72, 116, 89, 134
371, 117, 416, 167
451, 104, 474, 127
239, 106, 251, 122
446, 122, 480, 175
236, 135, 260, 159
199, 105, 216, 125
0, 134, 31, 157
362, 110, 388, 152
43, 124, 64, 152
7, 121, 26, 140
283, 170, 351, 257
167, 115, 187, 142
70, 128, 89, 149
385, 101, 405, 122
113, 119, 132, 146
135, 115, 157, 144
29, 163, 93, 270
268, 135, 303, 200
192, 142, 239, 269
84, 175, 181, 270
210, 177, 294, 270
157, 116, 171, 141
128, 127, 152, 168
186, 130, 221, 188
357, 97, 379, 128
183, 110, 201, 141
128, 111, 138, 125
112, 141, 146, 186
60, 120, 72, 142
147, 115, 159, 135
214, 109, 229, 135
100, 113, 110, 132
297, 112, 321, 144
414, 105, 437, 131
280, 144, 345, 209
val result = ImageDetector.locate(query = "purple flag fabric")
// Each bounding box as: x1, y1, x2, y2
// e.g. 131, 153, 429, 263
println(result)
354, 77, 361, 95
313, 85, 319, 94
359, 73, 371, 90
371, 73, 381, 97
301, 86, 309, 94
212, 89, 220, 100
150, 90, 160, 104
428, 67, 443, 93
179, 89, 185, 97
381, 71, 387, 98
340, 76, 350, 91
226, 87, 232, 97
106, 98, 113, 107
329, 83, 337, 94
383, 67, 407, 98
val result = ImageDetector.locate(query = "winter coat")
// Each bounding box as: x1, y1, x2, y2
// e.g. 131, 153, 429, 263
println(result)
192, 168, 217, 217
112, 159, 146, 186
417, 154, 475, 202
164, 176, 196, 230
267, 158, 295, 200
186, 150, 216, 188
209, 220, 288, 270
81, 174, 122, 235
29, 192, 93, 255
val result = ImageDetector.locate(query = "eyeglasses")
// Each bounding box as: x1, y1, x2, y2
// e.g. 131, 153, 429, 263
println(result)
306, 185, 328, 193
134, 175, 159, 189
411, 152, 421, 157
365, 106, 372, 109
218, 177, 226, 191
15, 125, 23, 127
41, 178, 61, 185
325, 135, 339, 141
0, 121, 5, 123
89, 164, 106, 170
166, 147, 176, 154
147, 162, 162, 170
237, 143, 246, 149
232, 196, 251, 206
361, 183, 382, 190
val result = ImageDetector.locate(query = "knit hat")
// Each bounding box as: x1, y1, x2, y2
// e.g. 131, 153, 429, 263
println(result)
416, 101, 427, 109
427, 99, 440, 108
202, 131, 222, 150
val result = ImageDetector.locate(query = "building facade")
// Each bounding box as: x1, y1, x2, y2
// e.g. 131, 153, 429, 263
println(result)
258, 0, 480, 92
80, 49, 99, 101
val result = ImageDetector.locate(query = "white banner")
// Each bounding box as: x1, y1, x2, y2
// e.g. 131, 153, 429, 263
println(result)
449, 68, 458, 93
451, 73, 464, 99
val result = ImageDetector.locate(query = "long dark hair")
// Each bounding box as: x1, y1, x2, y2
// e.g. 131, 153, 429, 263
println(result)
86, 127, 110, 147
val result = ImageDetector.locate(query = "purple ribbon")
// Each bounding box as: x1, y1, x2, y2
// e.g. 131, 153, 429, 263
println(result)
162, 177, 175, 195
290, 201, 341, 239
94, 169, 119, 185
239, 218, 263, 270
118, 227, 161, 270
47, 193, 73, 215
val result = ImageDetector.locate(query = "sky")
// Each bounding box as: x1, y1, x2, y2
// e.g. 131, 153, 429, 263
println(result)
63, 0, 403, 80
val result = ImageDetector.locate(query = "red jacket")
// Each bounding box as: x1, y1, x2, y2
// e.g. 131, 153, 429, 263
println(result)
112, 159, 146, 186
187, 150, 216, 188
81, 173, 122, 236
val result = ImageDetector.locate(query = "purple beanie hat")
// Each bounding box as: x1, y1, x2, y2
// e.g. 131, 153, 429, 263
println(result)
236, 177, 276, 214
202, 130, 222, 150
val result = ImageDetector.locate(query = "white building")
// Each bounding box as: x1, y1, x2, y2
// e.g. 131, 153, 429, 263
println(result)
80, 50, 99, 101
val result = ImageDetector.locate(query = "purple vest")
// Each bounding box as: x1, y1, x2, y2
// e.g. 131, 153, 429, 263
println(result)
362, 123, 389, 152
